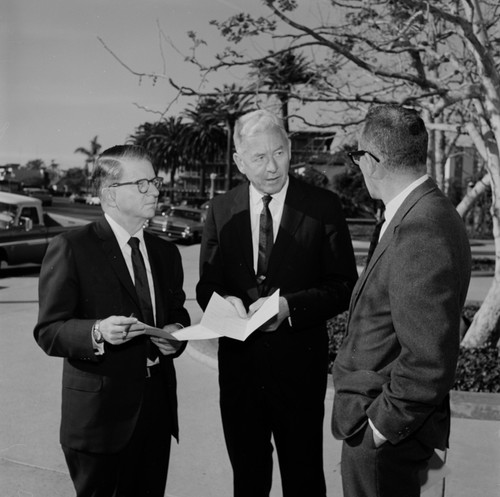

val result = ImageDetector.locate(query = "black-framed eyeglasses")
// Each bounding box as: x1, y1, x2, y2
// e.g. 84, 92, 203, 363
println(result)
347, 151, 380, 167
108, 176, 163, 193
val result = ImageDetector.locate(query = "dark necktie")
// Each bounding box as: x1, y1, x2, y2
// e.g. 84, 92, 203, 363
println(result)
366, 214, 385, 265
128, 237, 157, 360
256, 195, 273, 292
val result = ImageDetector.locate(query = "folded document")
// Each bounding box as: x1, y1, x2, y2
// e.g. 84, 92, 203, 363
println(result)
172, 290, 280, 341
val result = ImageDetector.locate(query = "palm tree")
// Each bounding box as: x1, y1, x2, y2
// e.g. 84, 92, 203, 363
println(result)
250, 51, 318, 132
74, 136, 102, 178
211, 84, 254, 191
129, 117, 190, 199
183, 97, 227, 197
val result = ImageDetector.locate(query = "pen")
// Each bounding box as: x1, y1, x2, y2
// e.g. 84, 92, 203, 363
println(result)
122, 312, 135, 339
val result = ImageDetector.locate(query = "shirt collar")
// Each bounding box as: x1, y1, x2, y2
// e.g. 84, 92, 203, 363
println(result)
105, 213, 145, 250
384, 175, 428, 226
249, 177, 289, 208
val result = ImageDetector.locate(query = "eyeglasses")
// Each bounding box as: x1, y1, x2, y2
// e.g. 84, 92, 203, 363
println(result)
347, 151, 380, 167
108, 177, 163, 193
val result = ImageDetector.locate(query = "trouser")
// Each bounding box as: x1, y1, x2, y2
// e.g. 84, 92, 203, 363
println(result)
340, 423, 435, 497
220, 380, 326, 497
63, 371, 172, 497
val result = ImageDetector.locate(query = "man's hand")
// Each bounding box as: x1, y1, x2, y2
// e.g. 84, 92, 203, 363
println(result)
99, 315, 144, 345
150, 324, 184, 355
249, 296, 290, 332
225, 296, 248, 318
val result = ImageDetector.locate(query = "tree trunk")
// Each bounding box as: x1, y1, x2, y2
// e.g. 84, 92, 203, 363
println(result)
280, 94, 289, 133
461, 133, 500, 348
462, 277, 500, 348
199, 164, 206, 198
224, 119, 234, 192
434, 127, 445, 191
456, 173, 490, 218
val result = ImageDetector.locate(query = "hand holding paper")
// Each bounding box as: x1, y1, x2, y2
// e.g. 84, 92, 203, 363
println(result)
172, 290, 280, 341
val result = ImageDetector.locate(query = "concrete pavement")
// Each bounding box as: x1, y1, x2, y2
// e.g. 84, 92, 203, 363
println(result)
0, 241, 499, 496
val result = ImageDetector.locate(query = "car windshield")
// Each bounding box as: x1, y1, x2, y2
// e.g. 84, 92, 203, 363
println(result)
0, 202, 17, 229
168, 209, 202, 222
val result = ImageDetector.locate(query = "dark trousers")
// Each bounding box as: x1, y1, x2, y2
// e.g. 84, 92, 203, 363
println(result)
341, 423, 435, 497
63, 373, 172, 497
220, 379, 326, 497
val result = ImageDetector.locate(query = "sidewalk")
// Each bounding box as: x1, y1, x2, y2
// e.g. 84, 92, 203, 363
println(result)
0, 242, 498, 496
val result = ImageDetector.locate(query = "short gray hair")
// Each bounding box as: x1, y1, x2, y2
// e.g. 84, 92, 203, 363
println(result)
233, 109, 288, 153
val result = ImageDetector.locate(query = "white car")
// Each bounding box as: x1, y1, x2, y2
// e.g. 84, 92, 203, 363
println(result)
85, 195, 100, 206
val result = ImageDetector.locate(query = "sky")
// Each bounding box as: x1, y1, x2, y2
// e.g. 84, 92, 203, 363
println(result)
2, 0, 316, 170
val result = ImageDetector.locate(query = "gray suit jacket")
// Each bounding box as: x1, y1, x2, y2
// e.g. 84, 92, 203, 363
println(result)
332, 178, 471, 449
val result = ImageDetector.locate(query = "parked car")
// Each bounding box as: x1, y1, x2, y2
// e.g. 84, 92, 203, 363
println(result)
0, 192, 89, 271
22, 187, 53, 206
85, 195, 100, 206
69, 191, 88, 204
146, 205, 206, 244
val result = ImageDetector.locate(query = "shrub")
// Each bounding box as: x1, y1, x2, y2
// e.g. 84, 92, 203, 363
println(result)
327, 305, 500, 393
453, 342, 500, 393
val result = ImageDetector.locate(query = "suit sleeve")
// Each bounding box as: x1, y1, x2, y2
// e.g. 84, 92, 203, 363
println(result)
196, 200, 228, 310
284, 192, 358, 329
366, 213, 470, 443
33, 235, 98, 360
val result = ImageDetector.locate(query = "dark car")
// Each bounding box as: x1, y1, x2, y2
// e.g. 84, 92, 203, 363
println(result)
146, 205, 206, 244
22, 188, 53, 206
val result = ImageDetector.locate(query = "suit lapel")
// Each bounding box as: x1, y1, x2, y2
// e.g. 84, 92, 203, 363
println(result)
231, 185, 254, 275
94, 217, 139, 308
348, 178, 437, 318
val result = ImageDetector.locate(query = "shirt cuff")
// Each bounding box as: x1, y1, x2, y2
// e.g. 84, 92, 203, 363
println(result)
368, 418, 387, 441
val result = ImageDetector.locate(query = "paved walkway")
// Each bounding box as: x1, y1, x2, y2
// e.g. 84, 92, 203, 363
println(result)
0, 241, 498, 496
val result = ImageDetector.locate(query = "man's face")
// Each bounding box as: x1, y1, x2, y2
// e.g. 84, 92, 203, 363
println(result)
234, 126, 290, 195
109, 159, 159, 223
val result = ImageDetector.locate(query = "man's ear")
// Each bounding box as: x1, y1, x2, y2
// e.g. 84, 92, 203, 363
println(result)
233, 152, 245, 174
367, 156, 386, 180
102, 187, 116, 207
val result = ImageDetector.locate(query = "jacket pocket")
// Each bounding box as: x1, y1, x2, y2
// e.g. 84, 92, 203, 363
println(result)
63, 371, 103, 392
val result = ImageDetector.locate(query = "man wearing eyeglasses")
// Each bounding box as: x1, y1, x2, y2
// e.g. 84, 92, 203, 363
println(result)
34, 145, 190, 497
332, 105, 471, 497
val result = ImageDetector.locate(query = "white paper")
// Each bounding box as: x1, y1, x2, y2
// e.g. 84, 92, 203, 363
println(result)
172, 290, 280, 341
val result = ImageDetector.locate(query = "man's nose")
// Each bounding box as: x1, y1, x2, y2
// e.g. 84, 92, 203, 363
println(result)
266, 157, 278, 172
149, 183, 160, 196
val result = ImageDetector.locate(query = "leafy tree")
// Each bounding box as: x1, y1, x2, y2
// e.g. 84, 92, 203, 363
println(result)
74, 135, 102, 177
101, 0, 500, 346
249, 50, 318, 131
209, 84, 255, 191
129, 116, 189, 195
24, 159, 46, 171
207, 0, 500, 347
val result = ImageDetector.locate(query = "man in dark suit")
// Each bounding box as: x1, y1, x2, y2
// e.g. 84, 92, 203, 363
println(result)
34, 145, 190, 497
332, 105, 472, 497
197, 109, 358, 497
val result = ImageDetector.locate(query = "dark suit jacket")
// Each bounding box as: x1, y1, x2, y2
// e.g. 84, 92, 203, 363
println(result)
34, 217, 190, 453
332, 178, 471, 450
197, 175, 358, 396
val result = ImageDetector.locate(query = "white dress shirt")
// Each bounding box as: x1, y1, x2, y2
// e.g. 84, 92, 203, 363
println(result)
378, 175, 429, 240
249, 179, 289, 274
93, 214, 157, 363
